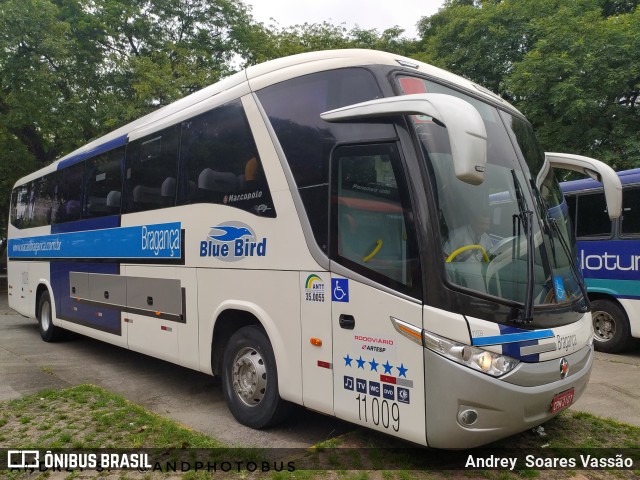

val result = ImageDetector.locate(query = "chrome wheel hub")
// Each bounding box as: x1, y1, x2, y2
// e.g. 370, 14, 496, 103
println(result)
593, 311, 615, 341
41, 301, 51, 331
232, 347, 267, 407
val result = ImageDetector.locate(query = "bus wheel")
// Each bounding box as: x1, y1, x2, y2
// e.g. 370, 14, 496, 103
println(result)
591, 299, 632, 353
38, 291, 62, 342
221, 325, 291, 429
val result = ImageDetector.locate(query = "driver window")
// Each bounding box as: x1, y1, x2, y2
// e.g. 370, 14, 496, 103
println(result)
330, 143, 421, 298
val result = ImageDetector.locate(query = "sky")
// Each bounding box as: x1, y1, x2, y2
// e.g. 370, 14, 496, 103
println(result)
241, 0, 446, 39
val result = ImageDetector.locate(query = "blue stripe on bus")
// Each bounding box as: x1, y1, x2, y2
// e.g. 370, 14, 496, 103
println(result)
471, 329, 554, 347
58, 134, 128, 170
51, 214, 120, 234
497, 325, 541, 362
8, 222, 181, 260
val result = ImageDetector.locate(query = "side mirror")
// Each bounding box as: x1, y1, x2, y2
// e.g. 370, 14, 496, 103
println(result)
320, 93, 487, 185
543, 152, 622, 220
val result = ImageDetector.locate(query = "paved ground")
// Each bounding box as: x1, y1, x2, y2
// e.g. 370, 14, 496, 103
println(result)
575, 344, 640, 426
0, 292, 351, 448
0, 291, 638, 450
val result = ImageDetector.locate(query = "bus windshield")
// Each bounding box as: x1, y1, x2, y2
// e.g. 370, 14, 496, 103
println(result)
397, 76, 584, 312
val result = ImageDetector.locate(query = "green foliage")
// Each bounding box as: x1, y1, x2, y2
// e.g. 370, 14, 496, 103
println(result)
238, 20, 418, 67
0, 0, 253, 240
506, 3, 640, 169
417, 0, 640, 168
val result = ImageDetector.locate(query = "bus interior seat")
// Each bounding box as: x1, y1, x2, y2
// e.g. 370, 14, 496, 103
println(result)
106, 191, 121, 208
133, 185, 162, 209
161, 177, 176, 206
161, 178, 176, 197
197, 168, 238, 203
198, 168, 238, 192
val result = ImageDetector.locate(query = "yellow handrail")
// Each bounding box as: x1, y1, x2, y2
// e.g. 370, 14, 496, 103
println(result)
363, 239, 383, 262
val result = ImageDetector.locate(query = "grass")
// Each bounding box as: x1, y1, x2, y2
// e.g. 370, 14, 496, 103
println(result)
0, 384, 223, 449
0, 384, 638, 479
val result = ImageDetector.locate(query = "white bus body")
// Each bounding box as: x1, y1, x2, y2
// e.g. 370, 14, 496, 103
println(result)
7, 49, 621, 448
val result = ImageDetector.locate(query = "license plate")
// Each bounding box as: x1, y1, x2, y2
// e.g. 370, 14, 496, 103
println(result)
550, 388, 574, 413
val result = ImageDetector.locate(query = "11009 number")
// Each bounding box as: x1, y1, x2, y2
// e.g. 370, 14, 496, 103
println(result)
355, 394, 400, 432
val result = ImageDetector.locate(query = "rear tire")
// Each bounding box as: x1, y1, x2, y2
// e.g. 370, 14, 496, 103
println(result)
221, 325, 291, 428
38, 291, 62, 342
591, 299, 633, 353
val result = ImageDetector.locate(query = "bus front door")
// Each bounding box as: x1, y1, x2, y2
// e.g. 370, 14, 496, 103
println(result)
329, 142, 427, 444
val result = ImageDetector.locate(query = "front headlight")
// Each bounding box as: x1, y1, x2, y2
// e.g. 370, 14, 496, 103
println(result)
423, 330, 520, 377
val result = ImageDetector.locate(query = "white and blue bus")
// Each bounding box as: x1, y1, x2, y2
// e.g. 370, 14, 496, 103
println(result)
561, 168, 640, 353
7, 49, 622, 448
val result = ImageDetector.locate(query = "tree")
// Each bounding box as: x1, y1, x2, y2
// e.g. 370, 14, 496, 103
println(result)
506, 4, 640, 169
237, 20, 419, 68
0, 0, 254, 241
415, 0, 640, 168
416, 0, 561, 96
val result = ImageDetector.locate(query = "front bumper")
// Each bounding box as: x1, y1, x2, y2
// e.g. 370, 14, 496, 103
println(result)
424, 344, 593, 448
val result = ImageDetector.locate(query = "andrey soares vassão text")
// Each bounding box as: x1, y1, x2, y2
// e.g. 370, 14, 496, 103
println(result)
465, 454, 635, 470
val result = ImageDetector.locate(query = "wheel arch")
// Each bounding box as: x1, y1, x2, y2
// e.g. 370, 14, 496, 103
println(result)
588, 291, 628, 315
35, 281, 56, 322
210, 308, 263, 376
209, 301, 302, 404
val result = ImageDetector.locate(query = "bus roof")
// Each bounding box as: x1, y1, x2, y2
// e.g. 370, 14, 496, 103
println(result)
560, 168, 640, 194
15, 49, 520, 187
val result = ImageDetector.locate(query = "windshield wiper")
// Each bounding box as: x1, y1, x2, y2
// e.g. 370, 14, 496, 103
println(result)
511, 170, 534, 324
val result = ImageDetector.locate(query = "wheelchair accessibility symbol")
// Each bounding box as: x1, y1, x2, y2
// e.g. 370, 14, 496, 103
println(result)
332, 278, 350, 303
553, 275, 566, 302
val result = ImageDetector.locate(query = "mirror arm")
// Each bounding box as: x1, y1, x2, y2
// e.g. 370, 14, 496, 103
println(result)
544, 153, 622, 220
321, 93, 487, 185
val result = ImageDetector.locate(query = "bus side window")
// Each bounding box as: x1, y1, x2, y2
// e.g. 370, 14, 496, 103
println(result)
9, 174, 58, 229
55, 163, 84, 224
330, 143, 421, 299
256, 67, 387, 251
575, 192, 612, 238
621, 187, 640, 237
123, 125, 180, 213
10, 184, 29, 228
177, 99, 275, 217
83, 147, 124, 218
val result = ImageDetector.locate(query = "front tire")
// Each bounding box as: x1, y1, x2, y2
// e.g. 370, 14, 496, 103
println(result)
221, 325, 291, 428
591, 299, 633, 353
38, 290, 62, 342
